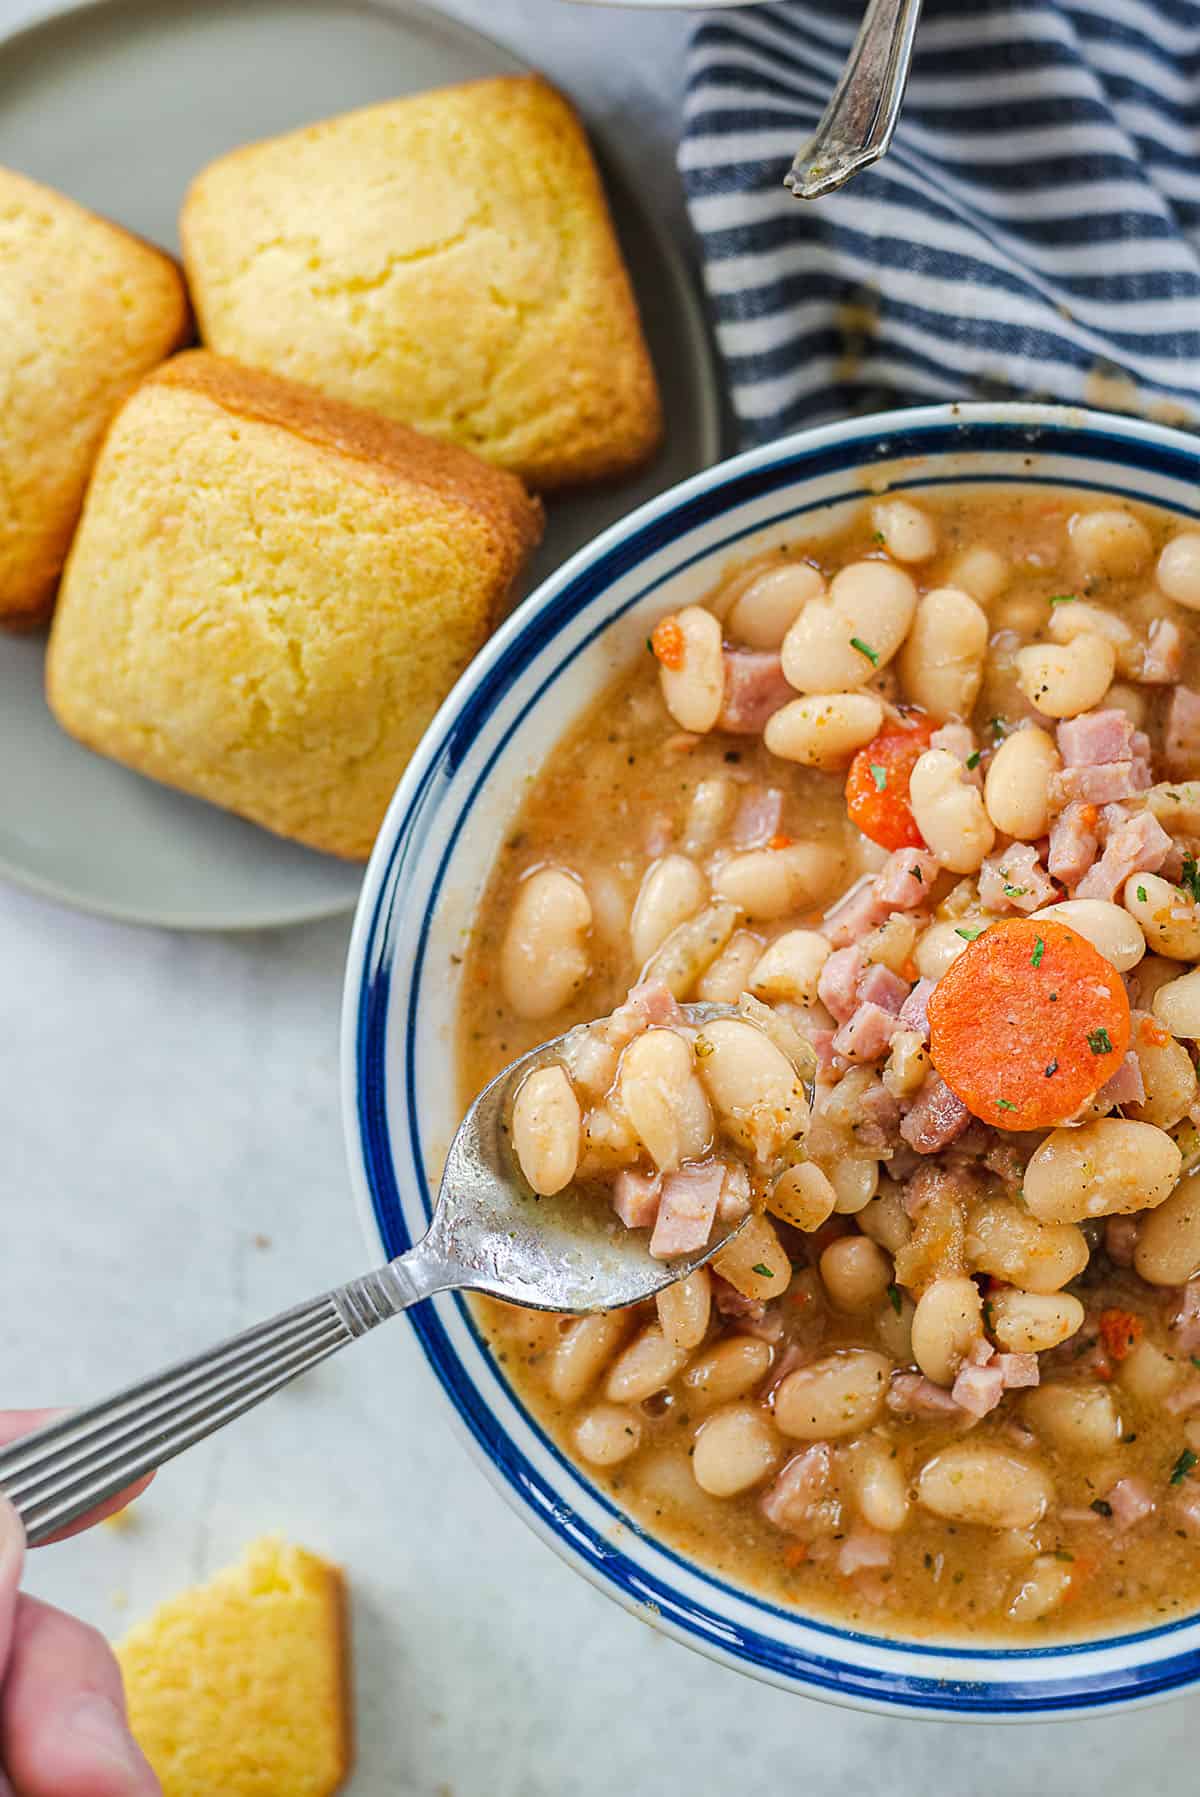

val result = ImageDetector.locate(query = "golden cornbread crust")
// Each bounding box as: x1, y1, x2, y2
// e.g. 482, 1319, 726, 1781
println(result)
0, 167, 190, 621
181, 75, 663, 489
46, 350, 542, 859
116, 1536, 351, 1796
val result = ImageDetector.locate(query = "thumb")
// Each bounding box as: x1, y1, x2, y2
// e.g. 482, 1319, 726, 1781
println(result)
0, 1497, 26, 1662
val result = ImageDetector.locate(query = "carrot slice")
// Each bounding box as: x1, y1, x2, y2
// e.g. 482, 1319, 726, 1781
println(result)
1097, 1308, 1144, 1362
927, 918, 1131, 1131
845, 716, 935, 851
650, 616, 686, 671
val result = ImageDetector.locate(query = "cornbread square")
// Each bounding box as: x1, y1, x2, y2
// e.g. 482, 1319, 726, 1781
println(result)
116, 1537, 350, 1797
181, 75, 662, 489
0, 167, 190, 621
47, 351, 542, 859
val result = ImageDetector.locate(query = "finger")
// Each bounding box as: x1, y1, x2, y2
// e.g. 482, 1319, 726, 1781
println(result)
0, 1414, 153, 1544
0, 1500, 24, 1671
2, 1595, 160, 1797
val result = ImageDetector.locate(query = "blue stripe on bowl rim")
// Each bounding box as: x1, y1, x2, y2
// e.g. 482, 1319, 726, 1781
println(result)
345, 403, 1200, 1716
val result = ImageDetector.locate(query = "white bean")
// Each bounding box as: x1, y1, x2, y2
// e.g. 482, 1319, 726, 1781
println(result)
917, 1444, 1053, 1529
619, 1028, 713, 1172
983, 725, 1061, 840
829, 1155, 880, 1214
1023, 1383, 1120, 1455
1008, 1554, 1073, 1623
1029, 898, 1146, 972
604, 1325, 690, 1404
908, 749, 995, 873
914, 920, 972, 981
1134, 1171, 1200, 1286
726, 562, 825, 649
657, 606, 724, 732
713, 843, 840, 919
1015, 632, 1116, 718
1105, 681, 1148, 728
989, 1288, 1085, 1354
1157, 531, 1200, 610
1118, 1337, 1179, 1404
501, 868, 592, 1020
871, 498, 938, 563
898, 586, 988, 722
1047, 599, 1139, 675
1068, 508, 1152, 579
774, 1350, 892, 1439
851, 1445, 909, 1532
696, 930, 764, 1004
965, 1199, 1090, 1294
699, 1018, 809, 1163
1125, 873, 1200, 962
780, 561, 918, 694
1129, 1027, 1197, 1129
947, 543, 1010, 603
656, 1267, 712, 1351
631, 854, 708, 967
819, 1236, 893, 1311
1154, 967, 1200, 1038
712, 1213, 790, 1301
684, 1336, 774, 1407
512, 1065, 581, 1196
573, 1404, 642, 1467
910, 1276, 982, 1386
683, 777, 738, 853
692, 1404, 782, 1497
749, 929, 831, 1006
767, 1161, 837, 1232
1023, 1119, 1182, 1222
551, 1313, 633, 1403
764, 692, 884, 769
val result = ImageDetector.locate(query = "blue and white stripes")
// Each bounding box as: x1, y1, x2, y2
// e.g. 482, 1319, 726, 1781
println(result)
680, 1, 1200, 445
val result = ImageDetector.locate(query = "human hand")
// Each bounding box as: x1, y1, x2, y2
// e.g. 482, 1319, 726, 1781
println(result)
0, 1412, 159, 1796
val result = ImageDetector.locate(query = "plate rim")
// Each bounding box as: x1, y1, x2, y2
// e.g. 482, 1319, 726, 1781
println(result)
0, 0, 720, 932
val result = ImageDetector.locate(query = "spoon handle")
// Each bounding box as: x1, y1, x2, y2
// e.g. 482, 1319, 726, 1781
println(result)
785, 0, 922, 199
0, 1243, 449, 1546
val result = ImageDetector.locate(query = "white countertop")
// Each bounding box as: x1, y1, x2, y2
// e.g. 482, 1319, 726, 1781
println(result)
4, 0, 1199, 1789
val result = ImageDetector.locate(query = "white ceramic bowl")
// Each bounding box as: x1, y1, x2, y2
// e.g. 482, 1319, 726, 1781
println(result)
341, 402, 1200, 1719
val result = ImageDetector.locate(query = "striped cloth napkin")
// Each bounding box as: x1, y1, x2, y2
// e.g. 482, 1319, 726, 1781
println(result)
679, 1, 1200, 447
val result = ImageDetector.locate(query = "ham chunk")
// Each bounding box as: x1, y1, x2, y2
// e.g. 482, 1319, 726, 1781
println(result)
1097, 1051, 1146, 1110
1048, 800, 1101, 888
732, 785, 784, 848
1075, 810, 1171, 900
818, 945, 865, 1023
1106, 1476, 1156, 1531
951, 1357, 1004, 1418
1052, 760, 1154, 806
887, 1372, 966, 1418
822, 878, 887, 949
1104, 1215, 1139, 1267
1058, 709, 1137, 767
996, 1352, 1039, 1389
898, 977, 935, 1042
608, 980, 685, 1043
649, 1164, 724, 1259
1165, 686, 1200, 777
719, 651, 793, 734
832, 1001, 898, 1064
837, 1528, 893, 1576
978, 844, 1056, 915
613, 1168, 661, 1229
761, 1445, 832, 1533
857, 963, 910, 1015
1173, 1279, 1200, 1353
876, 849, 940, 909
900, 1074, 971, 1152
1142, 617, 1184, 684
1052, 709, 1152, 807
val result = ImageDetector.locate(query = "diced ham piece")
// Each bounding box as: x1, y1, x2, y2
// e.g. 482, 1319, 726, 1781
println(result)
900, 1075, 972, 1153
649, 1164, 724, 1259
978, 844, 1057, 915
1172, 1279, 1200, 1352
1106, 1476, 1156, 1531
1075, 810, 1172, 900
1142, 616, 1184, 685
1165, 686, 1200, 778
876, 849, 941, 909
608, 980, 685, 1044
713, 1275, 766, 1324
822, 878, 888, 949
996, 1352, 1039, 1389
856, 962, 911, 1015
613, 1169, 661, 1229
855, 1080, 903, 1152
718, 1163, 752, 1222
1057, 709, 1135, 767
903, 1161, 979, 1219
837, 1529, 893, 1577
951, 1358, 1005, 1418
1048, 800, 1101, 888
719, 651, 793, 735
930, 723, 979, 776
1097, 1051, 1146, 1110
732, 786, 785, 848
897, 977, 935, 1043
805, 1028, 840, 1075
1105, 1215, 1139, 1267
833, 1001, 898, 1064
818, 945, 865, 1024
1052, 760, 1154, 806
761, 1445, 832, 1533
887, 1373, 967, 1419
1165, 1379, 1200, 1415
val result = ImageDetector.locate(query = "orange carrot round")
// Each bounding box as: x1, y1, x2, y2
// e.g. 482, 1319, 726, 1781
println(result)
927, 918, 1131, 1131
845, 716, 935, 851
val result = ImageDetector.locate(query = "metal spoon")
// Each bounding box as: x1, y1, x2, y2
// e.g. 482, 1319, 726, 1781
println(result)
785, 0, 922, 200
0, 1005, 766, 1546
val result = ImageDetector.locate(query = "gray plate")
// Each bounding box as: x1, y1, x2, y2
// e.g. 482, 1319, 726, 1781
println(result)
0, 0, 719, 931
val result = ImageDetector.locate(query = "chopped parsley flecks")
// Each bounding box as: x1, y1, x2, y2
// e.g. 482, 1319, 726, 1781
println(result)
910, 864, 924, 883
1182, 854, 1200, 905
1048, 593, 1078, 606
1137, 884, 1149, 904
850, 636, 880, 666
1091, 1499, 1113, 1517
1031, 937, 1045, 969
1087, 1027, 1114, 1056
870, 764, 888, 792
990, 717, 1008, 740
751, 1263, 775, 1279
997, 1097, 1017, 1113
1003, 884, 1028, 899
965, 750, 982, 770
1045, 1058, 1059, 1078
887, 1283, 903, 1315
956, 926, 982, 942
1171, 1448, 1199, 1486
